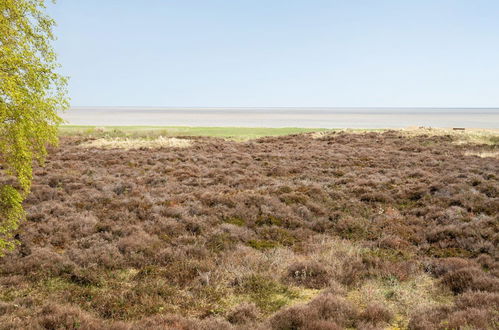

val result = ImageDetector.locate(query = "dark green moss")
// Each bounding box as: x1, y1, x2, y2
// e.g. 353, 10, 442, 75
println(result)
224, 216, 245, 226
248, 240, 279, 250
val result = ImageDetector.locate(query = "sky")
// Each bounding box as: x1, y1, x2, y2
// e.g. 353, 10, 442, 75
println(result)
48, 0, 499, 107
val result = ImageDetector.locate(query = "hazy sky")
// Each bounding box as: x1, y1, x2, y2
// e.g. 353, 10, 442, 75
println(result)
49, 0, 499, 107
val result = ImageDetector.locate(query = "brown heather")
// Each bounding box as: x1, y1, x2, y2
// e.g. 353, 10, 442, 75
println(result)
0, 131, 498, 329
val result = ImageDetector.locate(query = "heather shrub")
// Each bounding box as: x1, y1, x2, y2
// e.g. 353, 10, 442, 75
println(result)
455, 291, 499, 310
160, 258, 212, 287
257, 226, 297, 246
334, 216, 372, 240
425, 257, 476, 277
269, 294, 359, 329
476, 253, 496, 271
337, 258, 370, 286
117, 230, 156, 254
309, 294, 359, 327
1, 132, 497, 327
376, 235, 410, 250
206, 232, 238, 252
441, 267, 499, 294
6, 248, 76, 278
66, 237, 124, 269
216, 223, 254, 243
130, 314, 196, 329
446, 308, 497, 329
301, 320, 342, 330
269, 304, 312, 330
66, 266, 103, 287
359, 303, 393, 325
407, 305, 452, 329
34, 304, 106, 330
191, 317, 233, 330
226, 302, 259, 324
359, 191, 392, 203
285, 261, 330, 289
0, 301, 16, 316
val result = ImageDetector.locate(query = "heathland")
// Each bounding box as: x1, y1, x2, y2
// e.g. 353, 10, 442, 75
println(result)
0, 127, 497, 329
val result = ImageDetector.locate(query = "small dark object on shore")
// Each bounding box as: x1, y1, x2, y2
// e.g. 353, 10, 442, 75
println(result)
453, 127, 466, 131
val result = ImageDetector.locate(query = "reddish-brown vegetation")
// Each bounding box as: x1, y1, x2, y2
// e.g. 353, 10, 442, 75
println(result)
0, 131, 497, 329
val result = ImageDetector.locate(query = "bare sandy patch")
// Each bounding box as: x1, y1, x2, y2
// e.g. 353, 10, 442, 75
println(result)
400, 127, 499, 145
80, 136, 191, 150
310, 131, 330, 139
311, 127, 499, 145
464, 150, 499, 158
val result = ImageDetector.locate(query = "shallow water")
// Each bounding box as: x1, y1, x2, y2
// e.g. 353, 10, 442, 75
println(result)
63, 107, 499, 128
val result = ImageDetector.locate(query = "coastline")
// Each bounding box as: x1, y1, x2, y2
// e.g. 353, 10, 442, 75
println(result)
63, 107, 499, 128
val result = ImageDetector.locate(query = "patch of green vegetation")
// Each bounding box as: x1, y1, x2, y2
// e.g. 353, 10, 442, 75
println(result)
459, 132, 499, 146
59, 125, 331, 141
487, 135, 499, 145
427, 247, 473, 258
41, 277, 75, 292
276, 185, 293, 194
35, 277, 103, 307
347, 274, 454, 329
259, 227, 297, 246
248, 239, 279, 250
0, 286, 29, 302
335, 217, 375, 241
396, 200, 419, 210
279, 193, 309, 205
207, 233, 237, 252
189, 286, 231, 316
256, 215, 283, 226
224, 216, 245, 226
131, 278, 175, 299
132, 266, 159, 280
401, 128, 499, 146
235, 275, 301, 313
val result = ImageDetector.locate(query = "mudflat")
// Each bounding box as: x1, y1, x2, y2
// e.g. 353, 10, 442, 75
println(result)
64, 107, 499, 128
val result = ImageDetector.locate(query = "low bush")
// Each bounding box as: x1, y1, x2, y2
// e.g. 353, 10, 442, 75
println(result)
359, 303, 393, 325
270, 294, 359, 329
226, 302, 259, 324
0, 131, 497, 327
285, 261, 330, 289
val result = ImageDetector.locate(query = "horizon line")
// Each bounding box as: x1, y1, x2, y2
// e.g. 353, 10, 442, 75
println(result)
70, 106, 499, 109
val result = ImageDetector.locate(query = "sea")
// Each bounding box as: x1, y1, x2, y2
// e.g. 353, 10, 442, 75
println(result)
62, 107, 499, 129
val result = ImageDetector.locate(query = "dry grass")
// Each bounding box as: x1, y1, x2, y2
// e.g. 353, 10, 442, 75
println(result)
347, 274, 453, 328
60, 125, 327, 141
80, 136, 192, 150
400, 126, 499, 145
464, 150, 499, 158
311, 126, 499, 145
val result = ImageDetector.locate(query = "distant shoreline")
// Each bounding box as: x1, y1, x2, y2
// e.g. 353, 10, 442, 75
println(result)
70, 106, 499, 112
63, 107, 499, 128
